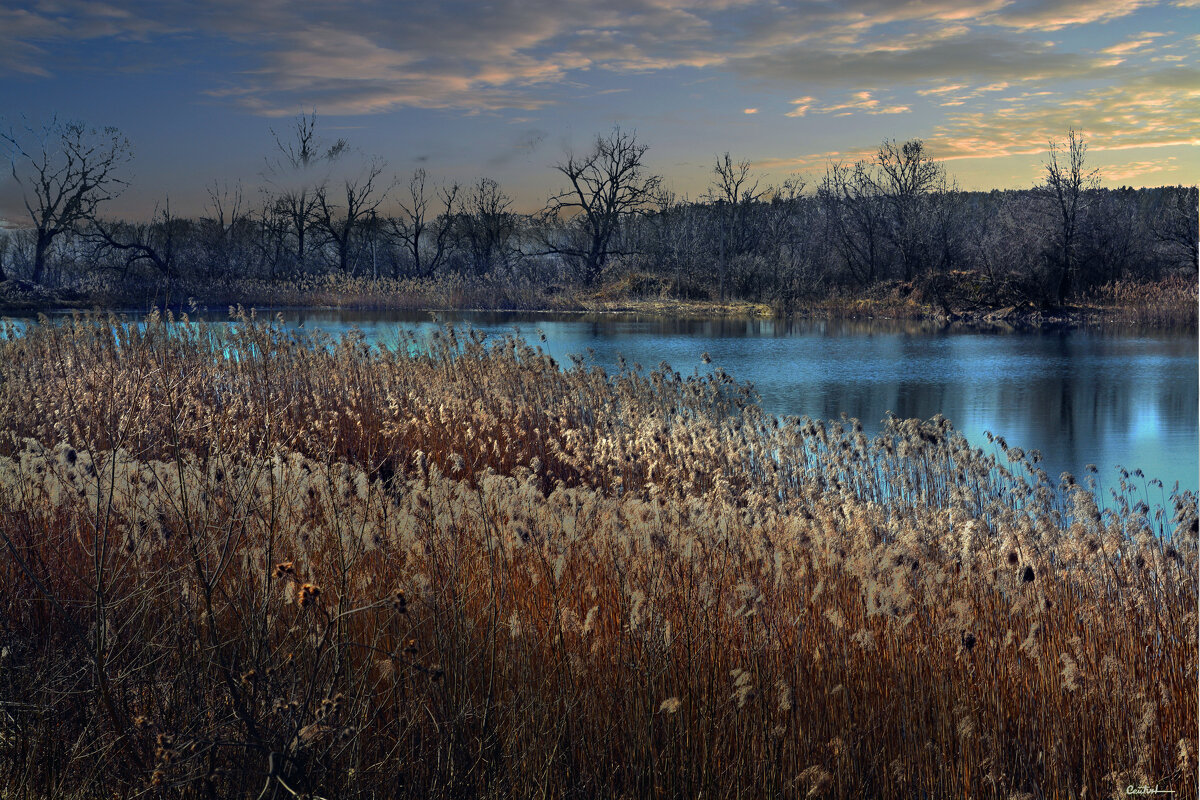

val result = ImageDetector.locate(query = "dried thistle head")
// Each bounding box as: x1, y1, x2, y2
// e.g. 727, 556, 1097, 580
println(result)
298, 583, 321, 608
391, 589, 408, 613
154, 733, 177, 764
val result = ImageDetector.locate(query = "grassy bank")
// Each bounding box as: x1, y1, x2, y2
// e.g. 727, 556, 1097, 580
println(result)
0, 314, 1195, 799
2, 271, 1195, 328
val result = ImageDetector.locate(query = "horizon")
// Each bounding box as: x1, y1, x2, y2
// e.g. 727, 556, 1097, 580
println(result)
1, 0, 1198, 223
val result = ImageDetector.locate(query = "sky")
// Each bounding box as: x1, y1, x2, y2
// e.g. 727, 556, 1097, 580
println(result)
0, 0, 1197, 221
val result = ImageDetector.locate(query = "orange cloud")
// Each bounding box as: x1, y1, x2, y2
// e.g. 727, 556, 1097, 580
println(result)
1102, 157, 1179, 182
784, 96, 815, 117
986, 0, 1156, 31
917, 84, 967, 95
812, 91, 910, 115
1102, 32, 1165, 55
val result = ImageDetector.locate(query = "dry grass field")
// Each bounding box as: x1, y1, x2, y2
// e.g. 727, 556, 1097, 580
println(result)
0, 312, 1195, 799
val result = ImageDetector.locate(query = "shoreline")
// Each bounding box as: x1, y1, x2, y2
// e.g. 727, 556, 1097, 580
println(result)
4, 298, 1194, 333
2, 277, 1196, 330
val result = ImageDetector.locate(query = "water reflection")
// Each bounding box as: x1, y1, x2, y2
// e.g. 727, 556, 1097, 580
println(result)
23, 307, 1200, 495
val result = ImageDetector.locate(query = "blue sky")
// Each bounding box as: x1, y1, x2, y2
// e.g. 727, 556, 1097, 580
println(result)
1, 0, 1197, 219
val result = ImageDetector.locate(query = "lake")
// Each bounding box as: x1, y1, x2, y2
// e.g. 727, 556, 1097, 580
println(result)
18, 308, 1200, 499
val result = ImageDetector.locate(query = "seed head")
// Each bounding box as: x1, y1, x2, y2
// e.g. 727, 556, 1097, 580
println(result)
298, 583, 322, 607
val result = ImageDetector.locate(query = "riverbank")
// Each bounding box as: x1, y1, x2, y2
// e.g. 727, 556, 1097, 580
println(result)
2, 272, 1195, 329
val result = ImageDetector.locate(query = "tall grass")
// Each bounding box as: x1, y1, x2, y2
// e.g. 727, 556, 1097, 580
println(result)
36, 273, 584, 314
1087, 275, 1199, 328
0, 313, 1195, 799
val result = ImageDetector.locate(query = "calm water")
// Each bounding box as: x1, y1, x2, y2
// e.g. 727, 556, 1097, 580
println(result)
20, 308, 1200, 498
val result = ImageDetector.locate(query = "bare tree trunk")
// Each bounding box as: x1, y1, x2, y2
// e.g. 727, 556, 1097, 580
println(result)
1042, 130, 1097, 306
718, 210, 727, 301
33, 231, 52, 285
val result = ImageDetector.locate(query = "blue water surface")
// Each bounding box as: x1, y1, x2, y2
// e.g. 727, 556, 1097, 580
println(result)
12, 308, 1199, 499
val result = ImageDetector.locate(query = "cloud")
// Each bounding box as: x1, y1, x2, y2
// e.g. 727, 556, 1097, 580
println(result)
922, 68, 1200, 163
805, 91, 911, 115
751, 64, 1199, 181
0, 0, 1194, 123
0, 1, 181, 76
784, 90, 915, 119
1102, 156, 1179, 182
731, 34, 1094, 88
917, 84, 967, 95
981, 0, 1157, 31
743, 107, 758, 114
1101, 32, 1166, 56
784, 96, 815, 117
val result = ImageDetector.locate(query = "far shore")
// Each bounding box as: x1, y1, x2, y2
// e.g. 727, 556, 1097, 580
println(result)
1, 273, 1196, 331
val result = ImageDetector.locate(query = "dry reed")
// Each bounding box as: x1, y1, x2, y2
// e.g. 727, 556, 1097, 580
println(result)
0, 313, 1195, 799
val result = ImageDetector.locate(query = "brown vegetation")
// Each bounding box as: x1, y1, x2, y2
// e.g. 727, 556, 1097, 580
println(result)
0, 314, 1196, 799
1085, 275, 1200, 327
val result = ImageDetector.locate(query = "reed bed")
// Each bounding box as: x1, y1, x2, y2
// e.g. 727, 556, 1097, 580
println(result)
0, 314, 1195, 799
1086, 275, 1199, 328
51, 273, 585, 314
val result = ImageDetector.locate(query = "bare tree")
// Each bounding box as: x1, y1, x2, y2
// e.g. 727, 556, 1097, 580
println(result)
871, 139, 951, 280
0, 228, 10, 282
707, 153, 763, 300
1040, 129, 1099, 303
544, 127, 663, 284
316, 158, 388, 274
252, 198, 291, 280
1, 117, 132, 285
759, 178, 825, 307
389, 168, 458, 278
456, 177, 518, 276
263, 112, 346, 272
819, 161, 886, 286
86, 198, 185, 283
198, 181, 248, 280
1149, 185, 1199, 270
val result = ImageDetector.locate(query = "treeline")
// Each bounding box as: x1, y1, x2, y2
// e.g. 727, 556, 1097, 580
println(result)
1, 116, 1196, 310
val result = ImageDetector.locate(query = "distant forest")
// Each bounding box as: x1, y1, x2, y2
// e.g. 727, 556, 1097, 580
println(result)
1, 116, 1196, 311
